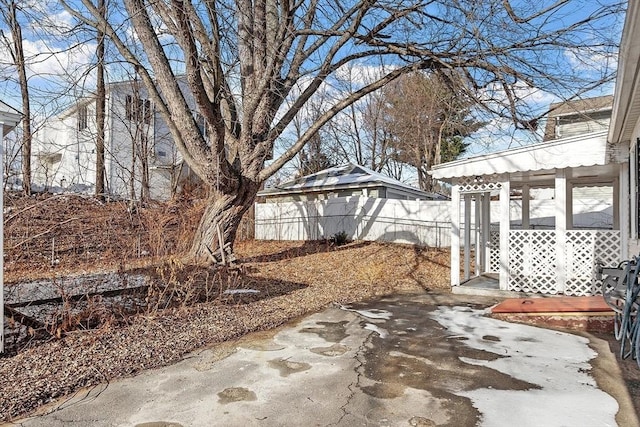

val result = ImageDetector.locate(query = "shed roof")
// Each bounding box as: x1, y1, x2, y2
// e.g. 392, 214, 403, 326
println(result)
430, 130, 610, 181
260, 163, 443, 199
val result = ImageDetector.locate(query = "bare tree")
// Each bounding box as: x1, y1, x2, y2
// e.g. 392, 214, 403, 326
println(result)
379, 71, 483, 191
62, 0, 622, 263
320, 68, 402, 178
0, 0, 32, 195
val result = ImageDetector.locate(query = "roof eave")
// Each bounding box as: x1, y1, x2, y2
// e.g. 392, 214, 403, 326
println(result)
259, 180, 432, 199
609, 1, 640, 145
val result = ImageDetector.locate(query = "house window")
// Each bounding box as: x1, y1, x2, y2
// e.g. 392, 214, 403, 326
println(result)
78, 105, 88, 131
125, 95, 152, 124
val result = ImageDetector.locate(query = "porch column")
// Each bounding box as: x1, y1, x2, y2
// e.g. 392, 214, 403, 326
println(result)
499, 175, 510, 291
522, 184, 530, 229
450, 181, 461, 286
613, 178, 619, 230
0, 123, 4, 353
482, 192, 491, 273
620, 163, 629, 259
464, 194, 472, 280
475, 195, 481, 276
555, 169, 569, 293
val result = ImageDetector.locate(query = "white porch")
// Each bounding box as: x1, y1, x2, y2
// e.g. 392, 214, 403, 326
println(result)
431, 131, 627, 296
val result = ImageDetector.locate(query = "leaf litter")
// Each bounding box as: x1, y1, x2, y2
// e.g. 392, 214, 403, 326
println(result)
0, 194, 451, 422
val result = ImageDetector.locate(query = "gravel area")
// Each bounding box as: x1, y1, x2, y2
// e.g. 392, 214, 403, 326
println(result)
1, 240, 451, 422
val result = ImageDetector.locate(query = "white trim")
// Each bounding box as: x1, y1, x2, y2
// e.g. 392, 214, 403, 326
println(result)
464, 194, 471, 280
621, 162, 630, 259
482, 192, 491, 273
451, 181, 461, 286
555, 169, 568, 293
499, 175, 510, 291
522, 184, 530, 229
474, 197, 481, 276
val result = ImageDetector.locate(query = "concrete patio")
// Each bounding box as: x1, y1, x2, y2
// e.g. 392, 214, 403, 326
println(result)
11, 293, 639, 427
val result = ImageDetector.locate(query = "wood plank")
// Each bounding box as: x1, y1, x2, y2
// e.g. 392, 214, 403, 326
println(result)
492, 296, 613, 314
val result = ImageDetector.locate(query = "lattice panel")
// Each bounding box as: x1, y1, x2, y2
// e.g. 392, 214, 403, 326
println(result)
508, 230, 558, 294
457, 175, 502, 193
489, 230, 500, 272
565, 230, 621, 296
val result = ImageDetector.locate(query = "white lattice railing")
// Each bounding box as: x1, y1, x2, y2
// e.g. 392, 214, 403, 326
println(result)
508, 230, 558, 294
503, 229, 621, 296
489, 230, 500, 272
565, 230, 621, 296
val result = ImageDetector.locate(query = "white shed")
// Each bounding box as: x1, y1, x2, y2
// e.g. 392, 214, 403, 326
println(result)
0, 100, 22, 353
431, 130, 624, 296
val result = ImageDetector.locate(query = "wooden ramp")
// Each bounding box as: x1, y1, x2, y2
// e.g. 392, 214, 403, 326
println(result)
491, 296, 614, 332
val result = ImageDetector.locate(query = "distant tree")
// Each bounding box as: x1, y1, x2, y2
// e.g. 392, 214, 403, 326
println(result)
380, 71, 483, 192
316, 64, 400, 177
440, 136, 471, 163
298, 132, 334, 177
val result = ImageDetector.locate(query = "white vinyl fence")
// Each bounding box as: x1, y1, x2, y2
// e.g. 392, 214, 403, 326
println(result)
255, 196, 614, 249
255, 197, 451, 247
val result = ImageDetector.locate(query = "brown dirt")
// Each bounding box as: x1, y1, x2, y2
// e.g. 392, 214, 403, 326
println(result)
0, 194, 451, 422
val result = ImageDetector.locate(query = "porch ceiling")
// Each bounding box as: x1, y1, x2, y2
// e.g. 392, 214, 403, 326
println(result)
508, 163, 619, 188
430, 131, 609, 182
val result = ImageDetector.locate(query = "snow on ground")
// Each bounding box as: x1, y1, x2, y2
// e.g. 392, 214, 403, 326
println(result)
431, 306, 619, 427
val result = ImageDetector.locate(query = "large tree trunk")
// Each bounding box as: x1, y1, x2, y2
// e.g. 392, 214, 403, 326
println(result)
188, 179, 260, 264
8, 2, 31, 195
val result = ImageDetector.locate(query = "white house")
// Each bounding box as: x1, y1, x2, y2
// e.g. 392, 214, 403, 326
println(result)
1, 99, 22, 353
543, 95, 613, 141
32, 78, 198, 200
608, 0, 640, 258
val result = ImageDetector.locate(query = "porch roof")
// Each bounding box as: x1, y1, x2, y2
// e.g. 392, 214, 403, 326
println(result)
430, 131, 610, 182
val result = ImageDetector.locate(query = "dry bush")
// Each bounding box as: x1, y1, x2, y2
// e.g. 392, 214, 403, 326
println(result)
3, 193, 206, 281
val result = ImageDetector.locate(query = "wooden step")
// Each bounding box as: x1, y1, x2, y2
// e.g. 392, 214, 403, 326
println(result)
491, 296, 614, 332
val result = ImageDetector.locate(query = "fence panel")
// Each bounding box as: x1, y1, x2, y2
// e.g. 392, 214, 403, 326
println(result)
255, 197, 451, 247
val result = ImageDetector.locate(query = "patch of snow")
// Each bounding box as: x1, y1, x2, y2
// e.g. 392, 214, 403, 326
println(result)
224, 289, 260, 295
430, 306, 619, 427
338, 305, 392, 320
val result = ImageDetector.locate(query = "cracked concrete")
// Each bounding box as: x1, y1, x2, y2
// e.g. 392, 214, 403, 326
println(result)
10, 293, 639, 427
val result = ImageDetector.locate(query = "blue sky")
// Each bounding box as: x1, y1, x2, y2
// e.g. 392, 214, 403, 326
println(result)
0, 0, 626, 182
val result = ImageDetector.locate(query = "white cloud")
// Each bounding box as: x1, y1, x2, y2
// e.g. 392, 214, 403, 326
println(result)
18, 38, 95, 78
564, 47, 618, 74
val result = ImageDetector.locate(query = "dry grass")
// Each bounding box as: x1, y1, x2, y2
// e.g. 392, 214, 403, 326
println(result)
0, 195, 451, 422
